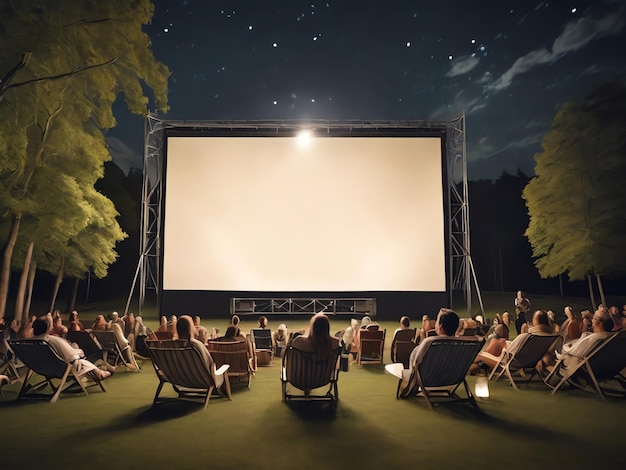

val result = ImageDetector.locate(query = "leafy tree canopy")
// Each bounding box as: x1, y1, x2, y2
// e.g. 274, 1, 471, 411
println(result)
523, 79, 626, 282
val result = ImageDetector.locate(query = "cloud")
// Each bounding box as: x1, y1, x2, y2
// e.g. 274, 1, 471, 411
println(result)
446, 55, 480, 77
490, 10, 624, 91
106, 136, 142, 175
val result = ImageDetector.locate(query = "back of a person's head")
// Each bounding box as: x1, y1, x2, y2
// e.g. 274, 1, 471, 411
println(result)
594, 309, 614, 332
437, 308, 460, 336
495, 324, 509, 339
360, 316, 371, 328
232, 315, 240, 326
310, 313, 330, 338
33, 316, 50, 336
400, 316, 410, 328
534, 310, 549, 326
259, 316, 268, 328
176, 315, 195, 340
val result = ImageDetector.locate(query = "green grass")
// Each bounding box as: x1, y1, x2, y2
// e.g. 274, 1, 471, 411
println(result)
2, 293, 626, 469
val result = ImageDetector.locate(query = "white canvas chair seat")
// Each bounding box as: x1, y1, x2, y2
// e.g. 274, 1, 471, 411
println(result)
92, 329, 140, 371
146, 339, 231, 409
8, 339, 106, 403
281, 346, 341, 403
489, 334, 560, 390
386, 338, 484, 410
545, 331, 626, 400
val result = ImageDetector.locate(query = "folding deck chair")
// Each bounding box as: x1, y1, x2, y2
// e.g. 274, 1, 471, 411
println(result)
66, 330, 104, 364
250, 328, 273, 366
8, 339, 106, 403
281, 345, 341, 403
545, 331, 626, 400
386, 337, 484, 410
390, 328, 417, 368
357, 329, 386, 365
92, 329, 140, 371
489, 334, 560, 390
207, 338, 254, 388
146, 339, 231, 409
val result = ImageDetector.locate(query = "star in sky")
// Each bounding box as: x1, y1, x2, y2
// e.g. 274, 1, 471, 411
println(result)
108, 0, 626, 180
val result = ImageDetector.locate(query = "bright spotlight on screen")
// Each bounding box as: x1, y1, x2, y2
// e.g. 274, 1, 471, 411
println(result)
297, 129, 313, 148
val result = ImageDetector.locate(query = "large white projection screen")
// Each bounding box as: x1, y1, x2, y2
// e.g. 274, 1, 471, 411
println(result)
163, 135, 446, 292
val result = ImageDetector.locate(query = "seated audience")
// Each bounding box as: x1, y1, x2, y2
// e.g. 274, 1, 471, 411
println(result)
17, 314, 37, 339
456, 318, 479, 336
176, 315, 218, 370
341, 319, 360, 360
68, 311, 83, 332
408, 309, 461, 371
193, 316, 211, 344
50, 315, 68, 337
155, 316, 168, 334
547, 310, 560, 333
110, 311, 125, 332
580, 310, 593, 336
392, 316, 412, 337
560, 306, 582, 344
416, 314, 435, 342
292, 313, 340, 361
225, 315, 243, 338
360, 316, 380, 331
501, 311, 511, 329
167, 315, 178, 340
547, 309, 615, 384
608, 305, 624, 331
469, 324, 509, 374
32, 316, 113, 379
521, 309, 554, 335
108, 322, 137, 369
92, 315, 108, 331
273, 323, 288, 357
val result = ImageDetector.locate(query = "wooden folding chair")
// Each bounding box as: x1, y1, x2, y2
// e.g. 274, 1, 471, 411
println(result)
281, 345, 341, 403
489, 334, 560, 390
8, 339, 106, 403
388, 338, 484, 410
146, 339, 231, 409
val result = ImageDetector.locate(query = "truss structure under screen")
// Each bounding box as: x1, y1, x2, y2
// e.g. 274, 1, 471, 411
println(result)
125, 115, 483, 317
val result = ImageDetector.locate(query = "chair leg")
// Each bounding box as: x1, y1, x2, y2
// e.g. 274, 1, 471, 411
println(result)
204, 386, 214, 409
17, 369, 34, 400
50, 366, 73, 403
153, 380, 165, 406
223, 374, 232, 400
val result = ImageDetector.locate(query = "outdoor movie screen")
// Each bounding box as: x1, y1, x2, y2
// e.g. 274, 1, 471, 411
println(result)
163, 134, 447, 293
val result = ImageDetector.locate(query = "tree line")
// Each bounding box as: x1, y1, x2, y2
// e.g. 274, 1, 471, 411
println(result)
0, 0, 169, 321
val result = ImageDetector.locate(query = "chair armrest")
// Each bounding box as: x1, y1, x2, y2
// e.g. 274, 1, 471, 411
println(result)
384, 363, 406, 379
215, 364, 230, 376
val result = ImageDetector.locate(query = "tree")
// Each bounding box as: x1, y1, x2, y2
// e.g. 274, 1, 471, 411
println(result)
0, 0, 169, 318
523, 79, 626, 307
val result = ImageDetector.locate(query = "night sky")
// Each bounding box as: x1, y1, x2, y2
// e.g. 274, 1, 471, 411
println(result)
108, 0, 626, 180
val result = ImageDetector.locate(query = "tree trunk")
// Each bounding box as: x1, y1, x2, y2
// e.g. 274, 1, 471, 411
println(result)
596, 273, 606, 307
49, 257, 65, 313
24, 260, 36, 319
587, 274, 597, 311
68, 277, 80, 313
0, 212, 22, 319
14, 240, 34, 322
